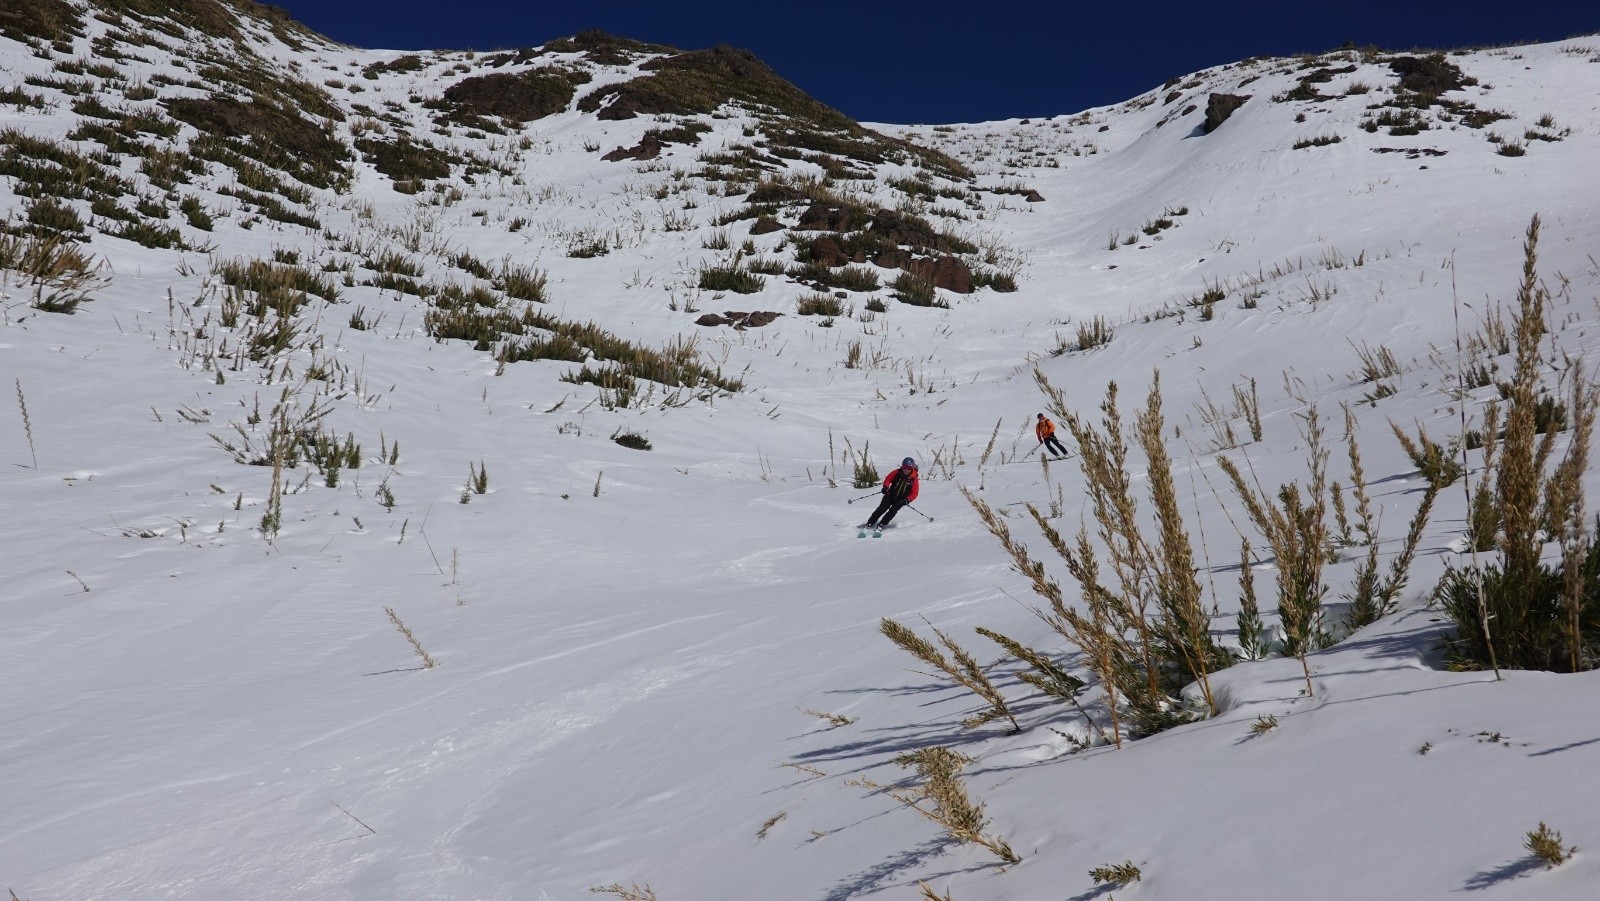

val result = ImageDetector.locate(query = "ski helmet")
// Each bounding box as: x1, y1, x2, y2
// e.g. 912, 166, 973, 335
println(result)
902, 457, 916, 468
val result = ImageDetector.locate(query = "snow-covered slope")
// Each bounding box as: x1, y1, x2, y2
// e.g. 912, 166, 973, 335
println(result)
4, 4, 1600, 898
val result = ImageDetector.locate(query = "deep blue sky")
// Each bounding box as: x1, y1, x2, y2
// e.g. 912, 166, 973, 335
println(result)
273, 1, 1598, 124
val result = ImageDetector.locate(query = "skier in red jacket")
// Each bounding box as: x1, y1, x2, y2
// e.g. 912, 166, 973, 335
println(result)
865, 457, 919, 529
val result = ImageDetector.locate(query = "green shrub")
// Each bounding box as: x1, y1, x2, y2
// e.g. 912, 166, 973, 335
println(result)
215, 257, 340, 303
179, 195, 213, 231
1292, 134, 1342, 149
0, 231, 106, 313
612, 429, 652, 450
109, 219, 186, 249
892, 271, 940, 307
25, 196, 84, 236
699, 260, 765, 294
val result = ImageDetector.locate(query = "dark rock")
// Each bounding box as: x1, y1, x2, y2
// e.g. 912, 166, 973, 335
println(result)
872, 248, 912, 270
1389, 54, 1470, 95
1165, 90, 1183, 105
749, 215, 784, 235
1203, 93, 1250, 134
867, 209, 951, 253
808, 235, 848, 267
594, 94, 642, 120
796, 201, 857, 232
1024, 190, 1045, 203
909, 256, 973, 294
601, 132, 665, 162
700, 310, 781, 329
1300, 64, 1357, 85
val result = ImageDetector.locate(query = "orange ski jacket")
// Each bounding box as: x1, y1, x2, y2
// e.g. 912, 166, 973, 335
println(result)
1036, 418, 1057, 442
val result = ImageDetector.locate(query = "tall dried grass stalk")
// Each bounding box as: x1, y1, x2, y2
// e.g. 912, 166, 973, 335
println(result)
1466, 401, 1503, 552
1236, 377, 1263, 443
1554, 364, 1599, 673
1236, 538, 1269, 659
1439, 215, 1600, 673
1135, 373, 1221, 713
1218, 407, 1330, 695
962, 486, 1124, 747
385, 606, 436, 669
888, 747, 1019, 864
15, 379, 37, 469
1497, 215, 1555, 589
880, 617, 1018, 731
975, 627, 1109, 743
978, 417, 1003, 468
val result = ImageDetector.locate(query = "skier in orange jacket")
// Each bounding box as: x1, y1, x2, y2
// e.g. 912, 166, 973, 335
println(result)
1036, 413, 1069, 457
865, 457, 919, 529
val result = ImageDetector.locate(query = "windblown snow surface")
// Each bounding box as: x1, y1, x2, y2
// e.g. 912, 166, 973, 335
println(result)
4, 12, 1600, 900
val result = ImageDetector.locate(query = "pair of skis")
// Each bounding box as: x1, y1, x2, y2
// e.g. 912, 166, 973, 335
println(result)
857, 525, 884, 538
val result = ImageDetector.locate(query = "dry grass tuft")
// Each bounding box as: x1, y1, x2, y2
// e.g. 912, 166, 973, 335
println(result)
1089, 860, 1142, 886
588, 883, 657, 900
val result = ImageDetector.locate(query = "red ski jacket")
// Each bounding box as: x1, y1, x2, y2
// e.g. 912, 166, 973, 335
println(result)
882, 466, 919, 503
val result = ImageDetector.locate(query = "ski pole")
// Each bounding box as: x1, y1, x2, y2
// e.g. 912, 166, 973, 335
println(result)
1021, 442, 1041, 460
847, 491, 879, 504
906, 504, 934, 522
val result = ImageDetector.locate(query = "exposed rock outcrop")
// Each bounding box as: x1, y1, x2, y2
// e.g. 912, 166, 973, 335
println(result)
1204, 93, 1250, 134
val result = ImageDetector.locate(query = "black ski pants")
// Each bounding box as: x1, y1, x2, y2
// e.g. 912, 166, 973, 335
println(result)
867, 496, 906, 527
1042, 434, 1068, 456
